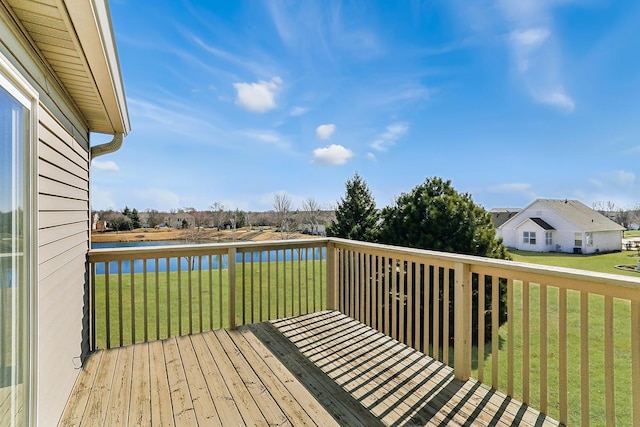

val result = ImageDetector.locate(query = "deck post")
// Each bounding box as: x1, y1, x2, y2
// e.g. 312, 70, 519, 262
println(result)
453, 261, 471, 380
325, 240, 338, 311
228, 247, 237, 330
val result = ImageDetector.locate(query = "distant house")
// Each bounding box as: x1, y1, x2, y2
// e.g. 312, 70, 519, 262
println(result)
497, 199, 625, 254
490, 208, 521, 228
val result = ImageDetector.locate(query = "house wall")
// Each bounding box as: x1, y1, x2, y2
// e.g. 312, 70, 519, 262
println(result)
500, 201, 623, 254
0, 9, 91, 425
587, 231, 622, 254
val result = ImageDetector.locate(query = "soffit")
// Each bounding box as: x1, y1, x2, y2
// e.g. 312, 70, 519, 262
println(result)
5, 0, 129, 135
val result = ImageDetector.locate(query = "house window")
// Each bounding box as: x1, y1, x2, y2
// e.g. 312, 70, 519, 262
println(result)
575, 233, 583, 247
545, 231, 552, 245
0, 62, 32, 426
523, 231, 536, 245
586, 232, 593, 246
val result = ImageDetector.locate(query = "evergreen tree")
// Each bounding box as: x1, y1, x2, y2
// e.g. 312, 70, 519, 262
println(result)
378, 177, 509, 259
377, 177, 510, 345
327, 172, 379, 242
129, 208, 142, 229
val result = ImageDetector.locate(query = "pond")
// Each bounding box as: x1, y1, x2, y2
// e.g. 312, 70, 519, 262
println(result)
91, 240, 326, 274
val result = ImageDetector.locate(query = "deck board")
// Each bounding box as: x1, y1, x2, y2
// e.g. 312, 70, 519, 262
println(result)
59, 311, 561, 426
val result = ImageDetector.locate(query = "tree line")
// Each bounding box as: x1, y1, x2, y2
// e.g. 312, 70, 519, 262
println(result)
95, 197, 334, 236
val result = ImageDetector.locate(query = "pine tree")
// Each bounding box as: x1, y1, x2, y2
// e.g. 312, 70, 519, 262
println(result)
327, 172, 379, 242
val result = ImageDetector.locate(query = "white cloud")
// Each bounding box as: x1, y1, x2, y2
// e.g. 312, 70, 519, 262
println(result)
490, 183, 533, 193
612, 170, 635, 186
290, 106, 308, 116
316, 124, 336, 140
312, 144, 353, 165
241, 129, 292, 151
510, 28, 549, 49
371, 122, 408, 151
535, 90, 575, 112
366, 152, 377, 161
233, 77, 282, 113
91, 160, 119, 172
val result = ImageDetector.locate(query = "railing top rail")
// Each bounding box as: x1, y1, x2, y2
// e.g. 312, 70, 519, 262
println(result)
330, 238, 640, 296
88, 238, 330, 262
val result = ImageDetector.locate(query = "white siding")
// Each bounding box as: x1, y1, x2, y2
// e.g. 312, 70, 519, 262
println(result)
37, 105, 90, 425
500, 200, 623, 254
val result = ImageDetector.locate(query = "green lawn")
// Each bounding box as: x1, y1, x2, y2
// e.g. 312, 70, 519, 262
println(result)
479, 249, 639, 425
624, 230, 640, 238
509, 249, 640, 277
93, 259, 326, 349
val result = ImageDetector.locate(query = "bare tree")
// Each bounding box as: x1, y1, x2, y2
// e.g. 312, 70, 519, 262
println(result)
302, 197, 322, 235
273, 193, 293, 239
146, 209, 162, 228
210, 202, 226, 231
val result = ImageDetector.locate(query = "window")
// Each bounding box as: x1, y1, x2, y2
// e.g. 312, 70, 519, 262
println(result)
586, 232, 593, 246
575, 233, 583, 247
0, 60, 32, 426
545, 231, 552, 245
523, 231, 536, 245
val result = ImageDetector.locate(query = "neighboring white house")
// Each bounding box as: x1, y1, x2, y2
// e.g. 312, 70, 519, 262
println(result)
0, 1, 129, 425
497, 199, 625, 254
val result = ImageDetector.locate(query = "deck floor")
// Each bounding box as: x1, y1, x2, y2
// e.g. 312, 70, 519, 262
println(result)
59, 311, 560, 426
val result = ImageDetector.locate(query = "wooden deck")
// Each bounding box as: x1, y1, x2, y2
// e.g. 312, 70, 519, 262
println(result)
59, 311, 560, 426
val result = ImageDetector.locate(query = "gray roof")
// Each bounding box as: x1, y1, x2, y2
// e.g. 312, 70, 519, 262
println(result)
529, 217, 555, 230
490, 208, 521, 228
537, 199, 625, 232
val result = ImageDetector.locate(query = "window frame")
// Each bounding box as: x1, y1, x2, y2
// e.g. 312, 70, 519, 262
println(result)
0, 51, 38, 427
574, 232, 583, 247
523, 231, 537, 245
545, 231, 552, 245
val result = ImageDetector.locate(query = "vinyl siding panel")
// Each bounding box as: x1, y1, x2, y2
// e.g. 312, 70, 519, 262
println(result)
37, 103, 90, 425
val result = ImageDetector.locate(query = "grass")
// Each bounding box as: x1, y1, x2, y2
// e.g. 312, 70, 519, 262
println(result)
484, 249, 639, 425
93, 258, 326, 349
624, 230, 640, 238
93, 249, 638, 426
509, 249, 640, 277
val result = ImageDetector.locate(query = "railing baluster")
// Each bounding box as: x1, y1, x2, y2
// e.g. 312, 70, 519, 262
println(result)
91, 262, 96, 351
477, 274, 485, 382
143, 259, 148, 343
506, 277, 513, 395
312, 247, 316, 313
559, 288, 568, 425
305, 248, 310, 314
523, 281, 530, 404
198, 256, 203, 333
251, 251, 255, 324
540, 283, 548, 413
400, 260, 406, 346
228, 248, 236, 330
208, 255, 213, 331
259, 251, 264, 322
276, 250, 280, 318
118, 260, 123, 347
105, 262, 111, 349
433, 266, 440, 361
291, 248, 295, 316
178, 257, 182, 335
242, 252, 246, 325
298, 248, 302, 316
632, 301, 640, 427
267, 251, 271, 320
188, 257, 193, 335
580, 291, 590, 427
218, 255, 223, 329
166, 257, 170, 337
155, 259, 159, 340
131, 261, 135, 345
453, 262, 471, 380
391, 257, 397, 341
423, 265, 429, 356
407, 261, 414, 349
443, 268, 450, 365
604, 295, 614, 426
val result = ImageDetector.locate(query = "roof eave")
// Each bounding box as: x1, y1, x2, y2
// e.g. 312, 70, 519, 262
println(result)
64, 0, 130, 136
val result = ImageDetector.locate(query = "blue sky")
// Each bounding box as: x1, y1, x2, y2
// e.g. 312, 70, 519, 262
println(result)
91, 0, 640, 213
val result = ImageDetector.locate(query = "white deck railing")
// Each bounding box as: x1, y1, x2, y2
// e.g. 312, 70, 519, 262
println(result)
89, 237, 640, 426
